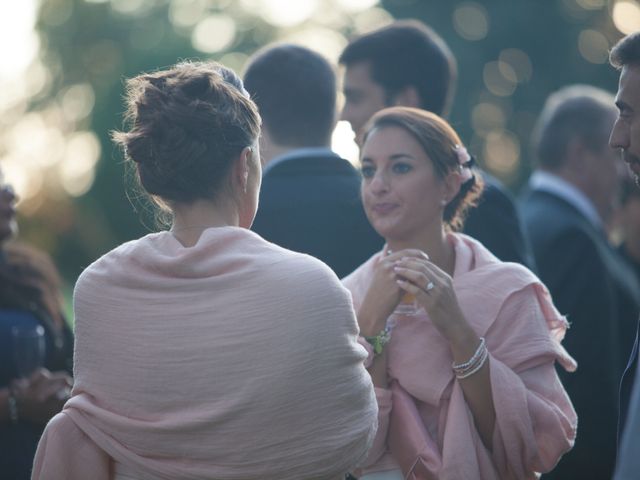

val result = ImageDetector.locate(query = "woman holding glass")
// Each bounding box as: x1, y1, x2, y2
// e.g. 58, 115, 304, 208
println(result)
343, 107, 577, 479
0, 170, 73, 480
31, 61, 376, 480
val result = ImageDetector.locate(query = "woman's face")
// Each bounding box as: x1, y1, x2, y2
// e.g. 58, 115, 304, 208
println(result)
360, 126, 448, 242
0, 170, 18, 244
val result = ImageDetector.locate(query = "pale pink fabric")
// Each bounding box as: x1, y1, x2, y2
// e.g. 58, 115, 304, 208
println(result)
343, 233, 577, 480
32, 227, 377, 480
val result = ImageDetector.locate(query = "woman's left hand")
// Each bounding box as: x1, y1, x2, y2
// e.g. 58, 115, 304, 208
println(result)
393, 257, 469, 342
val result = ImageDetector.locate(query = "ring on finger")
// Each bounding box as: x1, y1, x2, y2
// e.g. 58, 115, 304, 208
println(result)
425, 280, 435, 292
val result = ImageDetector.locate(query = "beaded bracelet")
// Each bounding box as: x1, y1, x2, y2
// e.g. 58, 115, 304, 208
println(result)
452, 337, 488, 379
7, 392, 18, 424
455, 345, 489, 379
364, 325, 392, 356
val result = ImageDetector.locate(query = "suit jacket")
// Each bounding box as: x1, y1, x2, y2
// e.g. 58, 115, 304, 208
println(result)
521, 187, 640, 480
252, 150, 383, 279
463, 172, 535, 269
615, 322, 640, 479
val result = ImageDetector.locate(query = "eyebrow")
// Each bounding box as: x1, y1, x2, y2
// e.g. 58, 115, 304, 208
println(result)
361, 153, 416, 163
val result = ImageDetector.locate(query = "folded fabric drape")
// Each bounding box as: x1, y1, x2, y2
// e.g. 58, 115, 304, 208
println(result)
32, 227, 377, 480
343, 233, 577, 480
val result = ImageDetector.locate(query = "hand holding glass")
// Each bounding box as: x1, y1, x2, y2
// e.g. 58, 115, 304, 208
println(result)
11, 325, 45, 379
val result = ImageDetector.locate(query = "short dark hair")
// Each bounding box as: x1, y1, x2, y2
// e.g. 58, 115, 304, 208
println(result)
243, 44, 336, 147
112, 61, 260, 206
361, 107, 483, 231
610, 32, 640, 69
532, 85, 616, 170
339, 20, 457, 118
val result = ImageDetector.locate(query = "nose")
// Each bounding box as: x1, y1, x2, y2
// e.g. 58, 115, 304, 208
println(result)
609, 118, 628, 150
368, 170, 389, 195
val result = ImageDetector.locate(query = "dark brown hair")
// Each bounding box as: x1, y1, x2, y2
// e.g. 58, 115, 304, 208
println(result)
113, 61, 261, 208
244, 43, 336, 147
610, 32, 640, 69
361, 107, 483, 231
339, 20, 456, 118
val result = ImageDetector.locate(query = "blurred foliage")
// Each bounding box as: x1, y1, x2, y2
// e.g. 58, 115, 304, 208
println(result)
6, 0, 629, 288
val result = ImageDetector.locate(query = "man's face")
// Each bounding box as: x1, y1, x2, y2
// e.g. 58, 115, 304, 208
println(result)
610, 64, 640, 186
340, 61, 388, 145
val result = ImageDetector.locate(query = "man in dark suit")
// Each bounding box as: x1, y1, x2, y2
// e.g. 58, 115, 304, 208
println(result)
521, 84, 640, 480
244, 44, 382, 278
338, 20, 534, 267
610, 31, 640, 480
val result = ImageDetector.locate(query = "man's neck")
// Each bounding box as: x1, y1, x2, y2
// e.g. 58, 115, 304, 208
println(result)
261, 143, 331, 168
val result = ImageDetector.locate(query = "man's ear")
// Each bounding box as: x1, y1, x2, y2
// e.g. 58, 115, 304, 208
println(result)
393, 85, 421, 109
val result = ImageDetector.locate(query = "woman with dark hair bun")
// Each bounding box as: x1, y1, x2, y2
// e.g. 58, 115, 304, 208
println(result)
343, 107, 577, 479
32, 61, 377, 480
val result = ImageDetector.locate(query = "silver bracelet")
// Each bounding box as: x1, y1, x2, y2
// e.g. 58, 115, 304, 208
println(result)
7, 392, 18, 424
456, 346, 489, 379
452, 337, 486, 373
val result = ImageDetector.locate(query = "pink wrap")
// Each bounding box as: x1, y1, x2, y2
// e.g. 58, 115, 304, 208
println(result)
32, 227, 378, 480
343, 233, 577, 480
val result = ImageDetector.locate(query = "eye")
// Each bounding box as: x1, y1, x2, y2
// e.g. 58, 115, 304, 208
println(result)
392, 162, 412, 174
361, 165, 375, 178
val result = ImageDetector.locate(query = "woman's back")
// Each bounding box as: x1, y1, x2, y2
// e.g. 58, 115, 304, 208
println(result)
57, 227, 377, 478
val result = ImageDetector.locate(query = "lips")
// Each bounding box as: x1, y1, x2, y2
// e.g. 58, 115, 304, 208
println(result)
371, 202, 398, 215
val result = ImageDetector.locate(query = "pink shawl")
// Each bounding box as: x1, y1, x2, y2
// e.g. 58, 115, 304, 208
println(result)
32, 227, 377, 480
343, 233, 577, 480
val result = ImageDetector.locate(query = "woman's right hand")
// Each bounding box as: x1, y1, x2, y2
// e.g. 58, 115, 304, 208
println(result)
11, 368, 72, 424
357, 249, 428, 336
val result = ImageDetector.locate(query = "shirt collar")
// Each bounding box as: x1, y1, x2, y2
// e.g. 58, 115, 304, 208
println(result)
262, 147, 338, 176
529, 170, 603, 229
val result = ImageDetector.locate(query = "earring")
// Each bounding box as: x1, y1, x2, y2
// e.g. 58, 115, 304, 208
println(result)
441, 199, 448, 206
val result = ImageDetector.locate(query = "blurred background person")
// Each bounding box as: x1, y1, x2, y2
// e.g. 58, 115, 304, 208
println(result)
339, 20, 535, 269
245, 43, 382, 278
31, 61, 377, 480
521, 84, 640, 480
344, 107, 576, 479
0, 168, 73, 480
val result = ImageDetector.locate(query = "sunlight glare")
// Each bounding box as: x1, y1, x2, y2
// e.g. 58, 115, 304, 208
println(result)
0, 0, 39, 80
332, 121, 360, 166
613, 0, 640, 34
256, 0, 318, 28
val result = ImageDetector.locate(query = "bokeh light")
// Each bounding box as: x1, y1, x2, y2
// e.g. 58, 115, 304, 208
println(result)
243, 0, 319, 28
453, 2, 489, 41
483, 130, 521, 176
336, 0, 379, 12
483, 61, 517, 97
169, 0, 207, 29
471, 102, 507, 137
0, 2, 39, 80
578, 29, 610, 63
613, 0, 640, 34
281, 27, 347, 63
191, 15, 237, 53
353, 7, 394, 34
59, 132, 101, 197
499, 49, 533, 83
